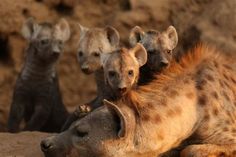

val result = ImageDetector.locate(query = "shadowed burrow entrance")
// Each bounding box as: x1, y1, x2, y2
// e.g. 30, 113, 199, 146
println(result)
0, 33, 12, 65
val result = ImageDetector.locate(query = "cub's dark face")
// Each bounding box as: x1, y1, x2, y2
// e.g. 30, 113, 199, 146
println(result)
22, 18, 70, 63
129, 26, 178, 73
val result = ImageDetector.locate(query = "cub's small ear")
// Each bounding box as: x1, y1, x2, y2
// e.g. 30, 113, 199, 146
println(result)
78, 23, 89, 38
129, 26, 145, 47
103, 99, 127, 138
130, 43, 147, 67
104, 26, 120, 47
54, 18, 71, 42
21, 17, 39, 40
165, 25, 178, 49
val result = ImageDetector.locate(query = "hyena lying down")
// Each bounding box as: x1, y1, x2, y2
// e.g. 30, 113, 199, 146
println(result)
41, 44, 236, 157
7, 18, 70, 132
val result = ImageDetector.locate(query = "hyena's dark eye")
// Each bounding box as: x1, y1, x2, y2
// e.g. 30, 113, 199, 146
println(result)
40, 39, 49, 45
166, 50, 172, 55
108, 71, 116, 78
78, 51, 83, 57
128, 70, 134, 77
93, 52, 100, 57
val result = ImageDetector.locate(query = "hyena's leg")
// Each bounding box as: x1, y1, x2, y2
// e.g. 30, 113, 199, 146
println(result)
7, 91, 27, 133
180, 144, 236, 157
24, 96, 52, 131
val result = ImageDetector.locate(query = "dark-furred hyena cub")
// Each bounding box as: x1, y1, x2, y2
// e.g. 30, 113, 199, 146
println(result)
7, 18, 70, 133
129, 26, 178, 85
61, 24, 120, 131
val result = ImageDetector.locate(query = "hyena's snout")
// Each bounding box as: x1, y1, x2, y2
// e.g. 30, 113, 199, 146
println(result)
159, 57, 169, 68
41, 138, 54, 153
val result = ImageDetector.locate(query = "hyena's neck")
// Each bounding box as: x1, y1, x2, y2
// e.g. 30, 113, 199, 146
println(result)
21, 46, 56, 82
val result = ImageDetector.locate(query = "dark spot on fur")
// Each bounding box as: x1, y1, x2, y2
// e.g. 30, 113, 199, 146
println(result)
196, 79, 207, 90
198, 94, 207, 106
204, 114, 210, 121
213, 108, 219, 116
147, 103, 154, 109
223, 127, 229, 132
214, 61, 219, 68
169, 90, 179, 98
142, 114, 150, 121
223, 73, 230, 81
223, 81, 230, 88
160, 98, 167, 106
230, 77, 236, 84
163, 86, 169, 91
218, 152, 226, 157
183, 79, 190, 84
219, 80, 225, 88
154, 114, 162, 123
222, 91, 230, 101
233, 150, 236, 155
206, 74, 215, 82
166, 109, 175, 117
232, 128, 236, 133
211, 91, 219, 100
186, 92, 195, 99
223, 64, 232, 70
225, 120, 230, 125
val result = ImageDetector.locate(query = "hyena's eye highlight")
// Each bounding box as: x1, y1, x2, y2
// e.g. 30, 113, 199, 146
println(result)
128, 70, 134, 77
108, 71, 116, 78
78, 51, 83, 57
92, 52, 100, 57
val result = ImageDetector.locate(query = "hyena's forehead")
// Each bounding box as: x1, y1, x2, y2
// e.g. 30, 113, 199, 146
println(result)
37, 23, 53, 39
106, 50, 137, 72
141, 33, 159, 50
79, 30, 110, 53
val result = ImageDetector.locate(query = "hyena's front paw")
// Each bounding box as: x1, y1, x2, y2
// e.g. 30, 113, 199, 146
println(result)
74, 104, 91, 117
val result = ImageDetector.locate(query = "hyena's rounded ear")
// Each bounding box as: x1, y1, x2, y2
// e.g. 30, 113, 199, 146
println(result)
165, 26, 178, 49
130, 43, 147, 67
104, 26, 120, 47
103, 99, 127, 138
21, 17, 39, 40
129, 26, 145, 47
54, 18, 71, 42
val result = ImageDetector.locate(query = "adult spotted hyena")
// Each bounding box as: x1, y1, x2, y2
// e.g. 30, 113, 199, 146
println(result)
7, 18, 70, 133
41, 44, 236, 157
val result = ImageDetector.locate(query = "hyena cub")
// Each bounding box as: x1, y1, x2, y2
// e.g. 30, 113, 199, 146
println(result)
61, 24, 120, 131
101, 43, 147, 98
129, 26, 178, 85
7, 18, 70, 133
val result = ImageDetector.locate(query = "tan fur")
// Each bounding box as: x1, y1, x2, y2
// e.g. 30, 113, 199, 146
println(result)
41, 44, 236, 157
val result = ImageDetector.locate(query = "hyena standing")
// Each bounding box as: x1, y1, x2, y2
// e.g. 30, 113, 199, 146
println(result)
42, 45, 236, 157
129, 26, 178, 85
7, 18, 70, 133
61, 24, 121, 131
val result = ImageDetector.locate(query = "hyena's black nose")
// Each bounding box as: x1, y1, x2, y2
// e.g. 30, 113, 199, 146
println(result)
118, 87, 127, 94
160, 58, 169, 68
81, 65, 91, 74
41, 139, 53, 152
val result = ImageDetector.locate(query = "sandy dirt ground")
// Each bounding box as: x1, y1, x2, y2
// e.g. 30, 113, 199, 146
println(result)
0, 0, 236, 155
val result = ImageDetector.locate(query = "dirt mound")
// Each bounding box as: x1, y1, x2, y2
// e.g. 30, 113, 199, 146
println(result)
0, 131, 49, 157
0, 0, 236, 133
